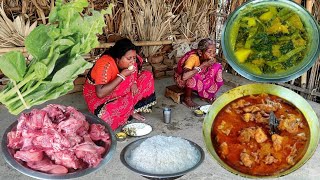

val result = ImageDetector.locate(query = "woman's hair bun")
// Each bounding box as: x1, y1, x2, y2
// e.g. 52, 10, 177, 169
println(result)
109, 38, 136, 59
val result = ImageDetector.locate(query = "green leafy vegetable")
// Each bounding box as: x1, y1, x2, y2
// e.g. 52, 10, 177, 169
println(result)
0, 51, 26, 82
0, 0, 113, 115
279, 41, 294, 54
25, 25, 53, 60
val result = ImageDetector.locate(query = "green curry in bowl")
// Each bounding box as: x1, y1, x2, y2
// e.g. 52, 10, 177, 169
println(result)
222, 0, 320, 82
232, 5, 308, 73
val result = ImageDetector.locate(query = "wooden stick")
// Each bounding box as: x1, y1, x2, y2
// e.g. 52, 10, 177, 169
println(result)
307, 60, 319, 100
305, 0, 317, 100
50, 0, 55, 11
222, 72, 320, 98
101, 38, 196, 48
294, 0, 302, 4
301, 0, 315, 90
277, 82, 320, 97
0, 47, 27, 53
5, 6, 50, 12
300, 73, 307, 89
0, 38, 196, 53
306, 0, 315, 11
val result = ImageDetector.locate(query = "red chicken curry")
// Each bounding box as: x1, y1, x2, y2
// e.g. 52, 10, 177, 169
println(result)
212, 93, 310, 176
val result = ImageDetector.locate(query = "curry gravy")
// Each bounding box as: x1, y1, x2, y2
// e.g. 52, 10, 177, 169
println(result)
212, 94, 310, 176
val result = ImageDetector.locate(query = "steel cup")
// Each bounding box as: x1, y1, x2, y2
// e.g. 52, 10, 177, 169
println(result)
163, 108, 172, 124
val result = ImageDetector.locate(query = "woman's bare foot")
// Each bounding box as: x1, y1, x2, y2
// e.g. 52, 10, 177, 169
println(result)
183, 97, 199, 109
132, 113, 146, 121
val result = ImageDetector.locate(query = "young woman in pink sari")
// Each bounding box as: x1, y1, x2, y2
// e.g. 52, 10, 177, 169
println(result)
83, 38, 156, 130
174, 38, 223, 109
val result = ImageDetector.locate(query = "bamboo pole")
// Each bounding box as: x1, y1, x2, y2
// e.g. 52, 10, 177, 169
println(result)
102, 38, 196, 48
0, 38, 196, 54
276, 82, 320, 97
301, 0, 314, 90
5, 6, 50, 12
50, 0, 55, 11
0, 47, 27, 54
291, 0, 303, 86
306, 0, 314, 10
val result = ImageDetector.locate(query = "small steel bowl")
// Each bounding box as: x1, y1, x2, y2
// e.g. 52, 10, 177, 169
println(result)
1, 112, 117, 180
194, 109, 204, 117
120, 136, 205, 179
116, 132, 127, 142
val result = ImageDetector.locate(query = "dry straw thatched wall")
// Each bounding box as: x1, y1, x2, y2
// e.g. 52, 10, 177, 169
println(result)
0, 0, 319, 103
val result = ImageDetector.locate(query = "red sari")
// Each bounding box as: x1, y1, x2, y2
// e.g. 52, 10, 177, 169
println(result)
83, 55, 156, 130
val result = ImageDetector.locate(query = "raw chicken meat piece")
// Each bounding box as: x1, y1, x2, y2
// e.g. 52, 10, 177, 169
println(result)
27, 158, 68, 174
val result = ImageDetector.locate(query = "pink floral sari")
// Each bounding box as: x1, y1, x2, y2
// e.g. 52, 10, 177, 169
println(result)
83, 56, 156, 130
174, 50, 224, 100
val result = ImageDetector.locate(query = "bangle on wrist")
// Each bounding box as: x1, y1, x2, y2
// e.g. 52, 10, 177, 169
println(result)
117, 73, 126, 81
194, 66, 202, 73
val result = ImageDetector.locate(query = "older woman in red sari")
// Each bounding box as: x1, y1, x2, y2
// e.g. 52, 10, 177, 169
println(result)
174, 38, 223, 109
83, 38, 156, 130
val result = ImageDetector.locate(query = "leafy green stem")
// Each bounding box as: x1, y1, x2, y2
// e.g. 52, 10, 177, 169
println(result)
4, 81, 42, 106
0, 73, 36, 102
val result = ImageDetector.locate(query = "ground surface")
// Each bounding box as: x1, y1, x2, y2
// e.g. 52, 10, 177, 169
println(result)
0, 73, 319, 180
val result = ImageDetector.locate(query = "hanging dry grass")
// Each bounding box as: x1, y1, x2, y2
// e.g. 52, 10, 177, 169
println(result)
179, 0, 215, 39
103, 0, 124, 38
313, 0, 320, 21
230, 0, 248, 12
88, 0, 112, 10
0, 2, 37, 48
118, 0, 135, 40
125, 0, 180, 57
215, 0, 237, 69
2, 0, 50, 24
1, 0, 19, 9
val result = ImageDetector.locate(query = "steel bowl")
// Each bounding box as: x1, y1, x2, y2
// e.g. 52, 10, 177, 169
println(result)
221, 0, 320, 82
1, 112, 117, 180
120, 136, 205, 179
202, 83, 320, 178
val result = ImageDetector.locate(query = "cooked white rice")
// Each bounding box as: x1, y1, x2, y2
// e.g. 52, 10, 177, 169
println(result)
128, 135, 200, 174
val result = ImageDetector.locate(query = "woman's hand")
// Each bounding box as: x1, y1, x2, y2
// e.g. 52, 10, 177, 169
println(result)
131, 83, 138, 95
200, 59, 215, 69
120, 66, 136, 77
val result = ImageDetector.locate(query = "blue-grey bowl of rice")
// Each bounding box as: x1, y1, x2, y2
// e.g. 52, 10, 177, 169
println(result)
120, 135, 204, 179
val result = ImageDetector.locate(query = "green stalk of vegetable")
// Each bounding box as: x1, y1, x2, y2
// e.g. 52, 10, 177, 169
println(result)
266, 46, 306, 66
245, 26, 258, 49
230, 20, 241, 51
0, 0, 114, 115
